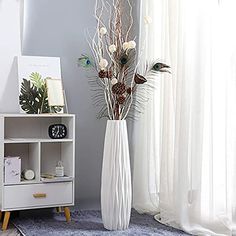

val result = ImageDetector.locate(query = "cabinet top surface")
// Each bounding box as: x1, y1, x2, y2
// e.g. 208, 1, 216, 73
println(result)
0, 113, 75, 118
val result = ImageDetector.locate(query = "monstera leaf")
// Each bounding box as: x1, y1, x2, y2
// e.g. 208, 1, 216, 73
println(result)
19, 78, 40, 114
37, 85, 62, 113
19, 74, 63, 114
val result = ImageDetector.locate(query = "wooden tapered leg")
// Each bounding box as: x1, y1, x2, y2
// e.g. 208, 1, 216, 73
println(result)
56, 207, 62, 213
2, 211, 10, 231
0, 211, 2, 222
64, 207, 71, 222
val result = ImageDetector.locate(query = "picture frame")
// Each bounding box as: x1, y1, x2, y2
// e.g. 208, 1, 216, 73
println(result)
46, 78, 65, 107
17, 56, 66, 114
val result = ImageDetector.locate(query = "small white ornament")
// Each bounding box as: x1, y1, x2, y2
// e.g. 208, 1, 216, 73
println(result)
55, 161, 64, 177
100, 27, 107, 35
123, 42, 129, 51
99, 58, 108, 69
22, 169, 35, 180
109, 44, 117, 53
111, 78, 118, 85
128, 40, 136, 49
144, 16, 152, 24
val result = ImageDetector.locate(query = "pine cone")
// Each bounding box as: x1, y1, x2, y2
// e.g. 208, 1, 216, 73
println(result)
134, 73, 147, 84
112, 82, 126, 95
126, 87, 132, 95
98, 70, 107, 78
117, 95, 126, 105
107, 70, 113, 79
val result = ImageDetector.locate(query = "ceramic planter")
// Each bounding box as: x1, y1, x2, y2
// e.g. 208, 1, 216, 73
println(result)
101, 120, 132, 230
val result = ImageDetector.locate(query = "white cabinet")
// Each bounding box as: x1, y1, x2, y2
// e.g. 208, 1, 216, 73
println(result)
0, 114, 75, 230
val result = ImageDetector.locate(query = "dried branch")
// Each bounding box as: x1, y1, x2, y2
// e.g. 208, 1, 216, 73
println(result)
80, 0, 170, 120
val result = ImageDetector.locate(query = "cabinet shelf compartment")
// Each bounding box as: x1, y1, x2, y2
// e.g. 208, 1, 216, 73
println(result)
41, 142, 74, 180
4, 143, 40, 184
4, 116, 74, 140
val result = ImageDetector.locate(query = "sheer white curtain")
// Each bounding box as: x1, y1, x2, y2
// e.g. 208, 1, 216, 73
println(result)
133, 0, 236, 235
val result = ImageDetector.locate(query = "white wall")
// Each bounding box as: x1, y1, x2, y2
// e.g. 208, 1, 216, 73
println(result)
0, 0, 139, 208
22, 0, 107, 207
0, 0, 23, 112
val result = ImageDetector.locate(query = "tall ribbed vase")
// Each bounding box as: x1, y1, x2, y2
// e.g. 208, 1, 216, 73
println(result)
101, 120, 132, 230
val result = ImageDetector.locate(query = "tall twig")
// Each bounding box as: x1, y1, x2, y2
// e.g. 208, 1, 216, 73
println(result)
82, 0, 169, 120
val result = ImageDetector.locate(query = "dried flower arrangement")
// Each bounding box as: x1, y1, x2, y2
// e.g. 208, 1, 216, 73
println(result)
78, 0, 170, 120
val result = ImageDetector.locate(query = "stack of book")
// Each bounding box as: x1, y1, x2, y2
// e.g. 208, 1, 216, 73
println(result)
40, 173, 73, 183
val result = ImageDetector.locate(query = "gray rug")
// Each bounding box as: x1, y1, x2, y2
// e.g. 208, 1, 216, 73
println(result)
12, 210, 190, 236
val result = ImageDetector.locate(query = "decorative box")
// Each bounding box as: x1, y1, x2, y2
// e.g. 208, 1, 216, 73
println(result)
4, 157, 21, 184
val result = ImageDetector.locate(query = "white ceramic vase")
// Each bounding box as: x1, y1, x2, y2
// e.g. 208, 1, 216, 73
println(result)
101, 120, 132, 230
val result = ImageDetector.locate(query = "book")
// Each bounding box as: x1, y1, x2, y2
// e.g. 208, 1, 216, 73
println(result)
4, 157, 21, 184
40, 174, 73, 183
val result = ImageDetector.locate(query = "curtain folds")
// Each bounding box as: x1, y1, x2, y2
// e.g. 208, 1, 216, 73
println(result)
133, 0, 236, 235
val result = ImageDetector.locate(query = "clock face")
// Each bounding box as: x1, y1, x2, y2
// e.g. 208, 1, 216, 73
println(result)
49, 124, 67, 139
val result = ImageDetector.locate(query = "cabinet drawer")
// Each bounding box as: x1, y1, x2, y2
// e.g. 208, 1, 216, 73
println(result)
3, 182, 73, 210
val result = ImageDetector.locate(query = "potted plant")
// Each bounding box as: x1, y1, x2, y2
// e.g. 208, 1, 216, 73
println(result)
79, 0, 170, 230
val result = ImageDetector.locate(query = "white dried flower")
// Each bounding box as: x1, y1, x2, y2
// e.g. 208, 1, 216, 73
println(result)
128, 40, 136, 49
123, 42, 129, 51
109, 44, 117, 53
144, 16, 152, 24
100, 27, 107, 35
99, 58, 108, 69
111, 78, 118, 85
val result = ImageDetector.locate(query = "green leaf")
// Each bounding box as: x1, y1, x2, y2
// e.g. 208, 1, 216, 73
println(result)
19, 79, 40, 114
30, 72, 45, 89
19, 77, 63, 114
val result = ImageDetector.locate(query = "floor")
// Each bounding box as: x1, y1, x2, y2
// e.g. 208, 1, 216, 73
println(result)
1, 203, 97, 236
1, 224, 20, 236
13, 209, 190, 236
